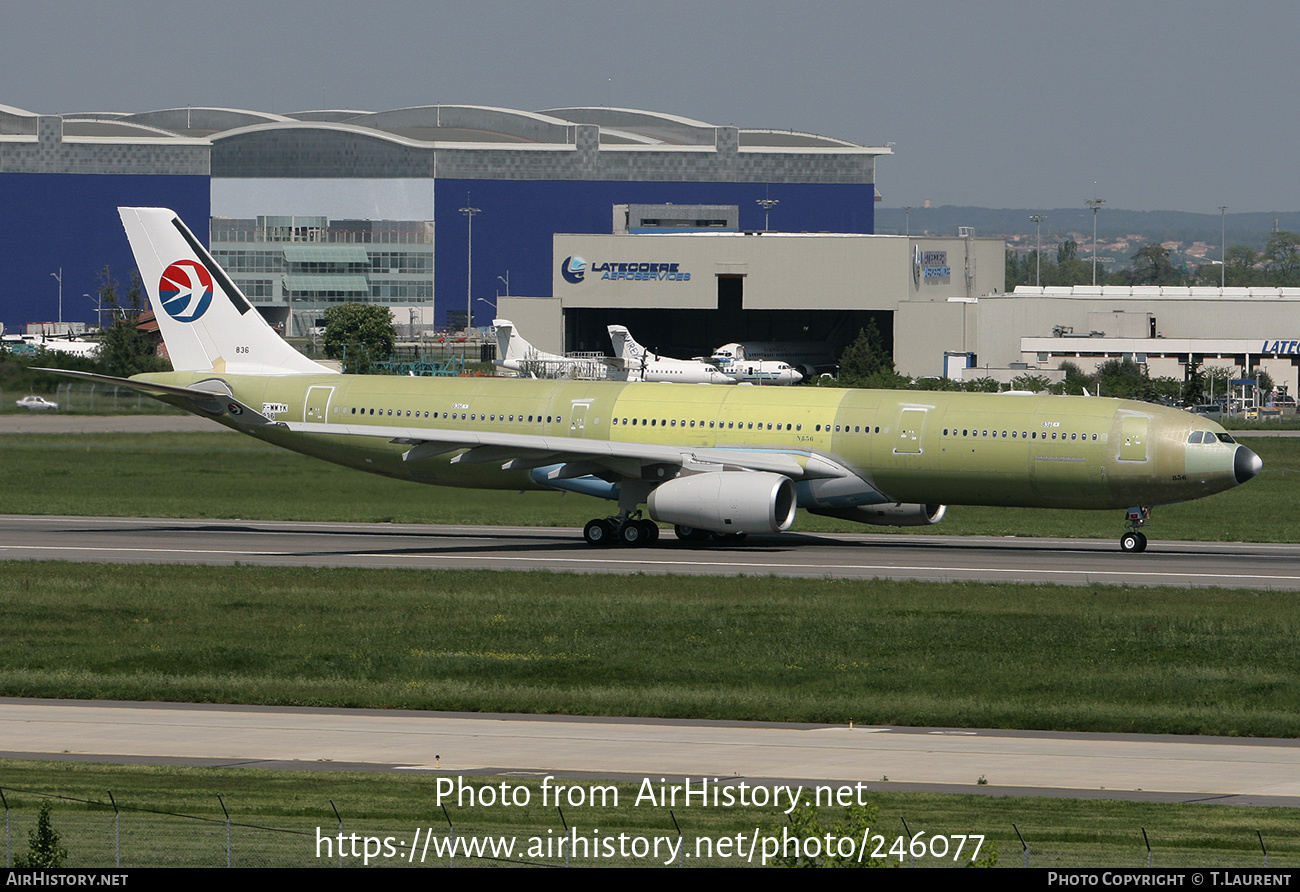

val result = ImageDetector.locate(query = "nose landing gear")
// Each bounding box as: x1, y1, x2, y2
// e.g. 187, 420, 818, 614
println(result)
1120, 506, 1151, 553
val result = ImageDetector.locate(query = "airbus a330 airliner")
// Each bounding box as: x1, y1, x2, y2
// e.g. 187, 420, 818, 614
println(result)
52, 208, 1262, 552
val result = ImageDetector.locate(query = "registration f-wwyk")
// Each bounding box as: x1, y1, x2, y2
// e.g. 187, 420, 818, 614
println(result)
59, 208, 1261, 552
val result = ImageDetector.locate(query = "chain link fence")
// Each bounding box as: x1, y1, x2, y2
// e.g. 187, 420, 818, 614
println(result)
2, 384, 186, 415
51, 383, 184, 414
1, 788, 1292, 868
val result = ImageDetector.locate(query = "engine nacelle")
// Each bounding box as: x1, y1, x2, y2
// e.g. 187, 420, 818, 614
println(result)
648, 471, 797, 534
807, 503, 947, 527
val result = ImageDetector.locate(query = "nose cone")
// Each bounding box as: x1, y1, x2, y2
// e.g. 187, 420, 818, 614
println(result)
1234, 445, 1263, 485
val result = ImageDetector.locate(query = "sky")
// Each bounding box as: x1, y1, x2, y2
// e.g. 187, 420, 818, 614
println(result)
3, 0, 1298, 213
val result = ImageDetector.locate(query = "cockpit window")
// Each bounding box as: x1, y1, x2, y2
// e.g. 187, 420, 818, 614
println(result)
1215, 432, 1236, 444
1187, 431, 1204, 444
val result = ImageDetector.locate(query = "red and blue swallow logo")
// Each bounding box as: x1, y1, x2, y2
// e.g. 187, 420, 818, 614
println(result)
159, 260, 213, 322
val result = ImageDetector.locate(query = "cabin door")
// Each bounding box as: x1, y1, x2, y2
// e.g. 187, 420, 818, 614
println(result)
893, 408, 928, 455
305, 386, 335, 423
1118, 415, 1149, 462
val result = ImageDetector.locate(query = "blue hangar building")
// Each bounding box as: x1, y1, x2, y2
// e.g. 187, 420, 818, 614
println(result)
0, 103, 889, 345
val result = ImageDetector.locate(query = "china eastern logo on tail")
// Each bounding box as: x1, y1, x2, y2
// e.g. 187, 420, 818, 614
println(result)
561, 255, 586, 284
159, 260, 213, 322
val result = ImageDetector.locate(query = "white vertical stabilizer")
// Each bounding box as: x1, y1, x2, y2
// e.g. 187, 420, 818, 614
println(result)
119, 207, 333, 375
494, 318, 567, 367
607, 325, 643, 366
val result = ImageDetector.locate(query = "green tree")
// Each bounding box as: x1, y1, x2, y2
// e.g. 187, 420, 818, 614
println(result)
1256, 368, 1275, 396
1048, 239, 1094, 286
1009, 373, 1051, 393
1262, 231, 1300, 285
910, 375, 961, 391
14, 802, 67, 868
1150, 376, 1184, 404
1129, 243, 1180, 285
1182, 361, 1205, 405
1004, 249, 1021, 287
1223, 245, 1261, 286
1202, 365, 1235, 404
962, 376, 1001, 392
323, 304, 396, 373
837, 322, 905, 388
1096, 358, 1153, 400
1055, 360, 1095, 396
97, 267, 170, 376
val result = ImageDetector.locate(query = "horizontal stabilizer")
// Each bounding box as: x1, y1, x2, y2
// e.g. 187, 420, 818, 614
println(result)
36, 368, 273, 423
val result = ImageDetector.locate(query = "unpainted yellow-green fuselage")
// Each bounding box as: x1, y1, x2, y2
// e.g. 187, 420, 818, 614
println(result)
139, 372, 1242, 511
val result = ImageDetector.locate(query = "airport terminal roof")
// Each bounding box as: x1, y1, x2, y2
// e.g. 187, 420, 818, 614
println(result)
0, 102, 887, 152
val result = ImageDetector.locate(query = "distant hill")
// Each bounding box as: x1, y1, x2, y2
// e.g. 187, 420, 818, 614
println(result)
874, 206, 1300, 251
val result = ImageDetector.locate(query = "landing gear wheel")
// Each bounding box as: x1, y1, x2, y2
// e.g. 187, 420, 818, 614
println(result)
714, 532, 748, 544
1120, 506, 1152, 553
584, 518, 616, 547
638, 519, 660, 545
1120, 531, 1148, 553
619, 520, 647, 547
674, 525, 713, 543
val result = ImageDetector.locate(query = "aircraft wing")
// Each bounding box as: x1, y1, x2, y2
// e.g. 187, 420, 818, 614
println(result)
283, 420, 850, 481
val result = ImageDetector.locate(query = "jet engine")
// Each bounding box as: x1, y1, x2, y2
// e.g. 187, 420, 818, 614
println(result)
648, 471, 797, 534
807, 503, 947, 527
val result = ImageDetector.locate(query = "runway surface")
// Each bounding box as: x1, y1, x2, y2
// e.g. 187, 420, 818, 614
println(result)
2, 698, 1297, 806
2, 514, 1297, 589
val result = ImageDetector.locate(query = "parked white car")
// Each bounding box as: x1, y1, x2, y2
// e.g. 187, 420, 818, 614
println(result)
15, 395, 59, 411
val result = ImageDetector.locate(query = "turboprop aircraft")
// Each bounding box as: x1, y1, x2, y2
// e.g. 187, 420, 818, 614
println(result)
712, 340, 835, 379
493, 318, 614, 380
51, 207, 1262, 553
712, 356, 804, 386
607, 325, 738, 385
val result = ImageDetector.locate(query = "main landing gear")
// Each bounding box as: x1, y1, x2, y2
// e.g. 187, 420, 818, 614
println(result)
1120, 506, 1152, 553
583, 510, 660, 548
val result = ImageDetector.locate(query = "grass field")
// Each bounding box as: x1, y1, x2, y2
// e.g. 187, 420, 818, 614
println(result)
0, 430, 1294, 869
3, 562, 1297, 737
1, 761, 1294, 868
0, 432, 1296, 541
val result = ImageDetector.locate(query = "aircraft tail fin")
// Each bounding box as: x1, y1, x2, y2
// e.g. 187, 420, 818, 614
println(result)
118, 207, 331, 375
607, 324, 648, 363
493, 318, 543, 365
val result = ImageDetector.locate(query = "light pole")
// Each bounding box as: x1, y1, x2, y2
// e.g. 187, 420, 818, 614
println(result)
1085, 199, 1105, 285
902, 206, 912, 237
1029, 214, 1046, 287
757, 198, 778, 231
459, 203, 480, 333
50, 268, 63, 327
1219, 206, 1228, 288
497, 272, 509, 297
